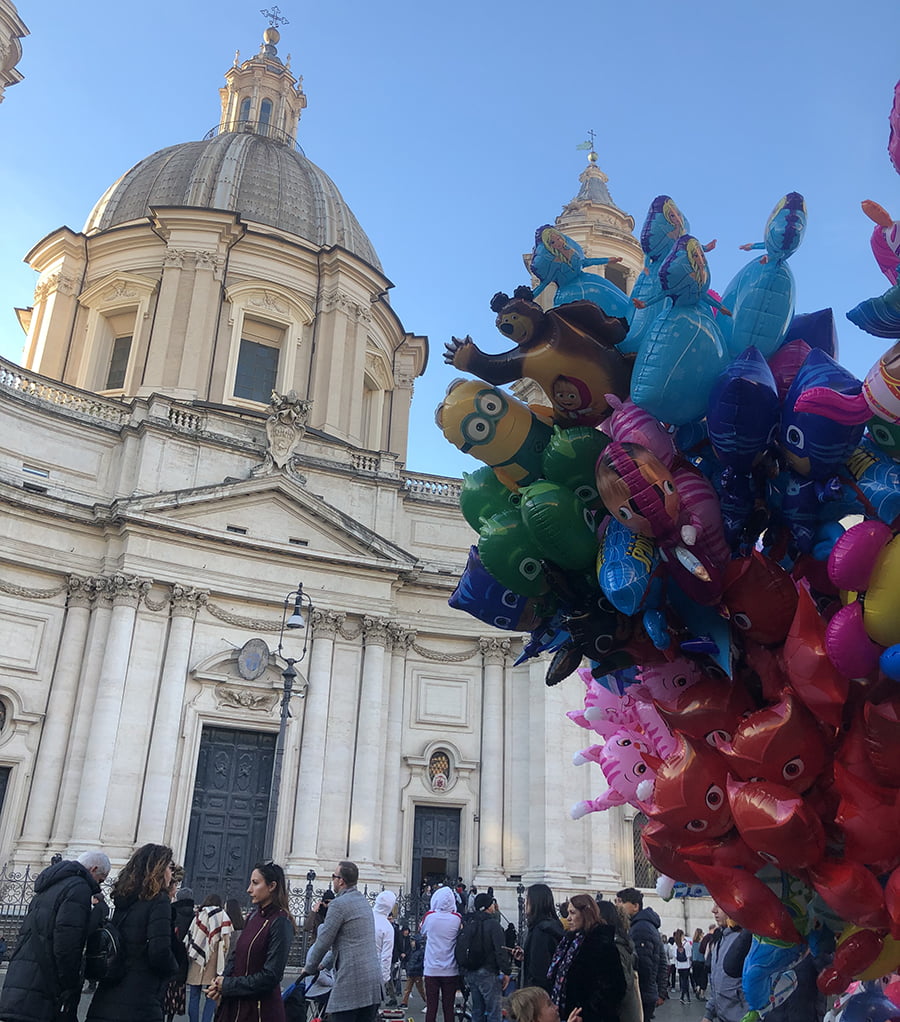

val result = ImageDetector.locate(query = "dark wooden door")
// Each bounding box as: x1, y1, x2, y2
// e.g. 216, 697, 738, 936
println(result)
412, 806, 461, 895
184, 726, 276, 901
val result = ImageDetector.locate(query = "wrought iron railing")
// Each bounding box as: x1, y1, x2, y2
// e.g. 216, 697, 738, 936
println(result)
203, 121, 305, 154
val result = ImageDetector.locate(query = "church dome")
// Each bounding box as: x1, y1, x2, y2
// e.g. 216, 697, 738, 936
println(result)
84, 130, 382, 270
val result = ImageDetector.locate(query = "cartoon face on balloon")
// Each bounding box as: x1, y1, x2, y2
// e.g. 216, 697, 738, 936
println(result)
599, 728, 656, 804
596, 442, 680, 540
721, 551, 799, 646
645, 734, 733, 838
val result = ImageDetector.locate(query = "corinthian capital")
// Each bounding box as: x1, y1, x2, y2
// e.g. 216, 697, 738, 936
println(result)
171, 584, 209, 618
479, 637, 510, 665
310, 608, 345, 638
362, 616, 391, 646
107, 573, 153, 608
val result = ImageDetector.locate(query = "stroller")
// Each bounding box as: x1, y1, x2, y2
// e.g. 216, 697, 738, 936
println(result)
283, 965, 333, 1022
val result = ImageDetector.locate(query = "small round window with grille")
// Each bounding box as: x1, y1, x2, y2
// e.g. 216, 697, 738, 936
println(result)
429, 750, 451, 791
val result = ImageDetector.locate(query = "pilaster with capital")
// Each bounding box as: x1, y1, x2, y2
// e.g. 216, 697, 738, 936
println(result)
380, 626, 414, 872
288, 609, 345, 868
137, 584, 209, 842
475, 637, 508, 879
70, 575, 152, 849
18, 576, 98, 854
347, 616, 390, 864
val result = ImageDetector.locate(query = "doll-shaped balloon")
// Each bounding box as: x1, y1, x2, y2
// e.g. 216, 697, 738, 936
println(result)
448, 546, 550, 631
436, 379, 553, 490
719, 192, 807, 359
596, 440, 725, 603
771, 347, 865, 554
529, 224, 633, 320
714, 692, 828, 793
622, 196, 691, 355
630, 235, 730, 424
571, 727, 658, 817
727, 776, 826, 871
443, 287, 630, 428
642, 732, 733, 838
827, 520, 900, 680
721, 551, 799, 646
707, 347, 781, 549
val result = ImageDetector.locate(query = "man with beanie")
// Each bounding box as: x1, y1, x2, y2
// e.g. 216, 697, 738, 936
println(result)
458, 892, 511, 1022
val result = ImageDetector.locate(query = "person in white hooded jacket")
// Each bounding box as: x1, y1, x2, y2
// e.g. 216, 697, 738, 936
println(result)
420, 887, 461, 1022
373, 891, 398, 1002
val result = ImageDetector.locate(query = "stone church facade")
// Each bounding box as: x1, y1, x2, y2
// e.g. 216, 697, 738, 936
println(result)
0, 19, 675, 918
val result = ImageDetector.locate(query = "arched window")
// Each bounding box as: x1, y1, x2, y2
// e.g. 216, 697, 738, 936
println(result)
238, 97, 251, 123
632, 812, 658, 889
259, 98, 273, 134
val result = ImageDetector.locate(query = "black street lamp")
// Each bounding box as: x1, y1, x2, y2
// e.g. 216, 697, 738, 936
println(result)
516, 883, 526, 944
262, 582, 313, 860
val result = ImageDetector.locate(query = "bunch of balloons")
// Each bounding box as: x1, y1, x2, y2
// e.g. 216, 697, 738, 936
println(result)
439, 79, 900, 1011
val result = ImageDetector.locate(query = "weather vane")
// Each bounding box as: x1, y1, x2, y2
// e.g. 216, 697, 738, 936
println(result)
576, 129, 597, 153
261, 6, 289, 28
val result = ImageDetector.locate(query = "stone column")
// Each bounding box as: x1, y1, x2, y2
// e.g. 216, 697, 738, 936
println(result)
69, 574, 150, 851
348, 616, 390, 867
137, 585, 207, 844
476, 638, 509, 880
18, 576, 96, 856
287, 610, 344, 870
380, 626, 414, 872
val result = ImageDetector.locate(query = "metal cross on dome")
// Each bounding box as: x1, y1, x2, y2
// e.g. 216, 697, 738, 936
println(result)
261, 6, 289, 28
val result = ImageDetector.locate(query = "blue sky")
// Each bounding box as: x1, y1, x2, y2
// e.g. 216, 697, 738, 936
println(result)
1, 0, 897, 477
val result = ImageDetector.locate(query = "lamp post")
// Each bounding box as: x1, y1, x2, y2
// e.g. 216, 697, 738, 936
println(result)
516, 882, 525, 944
262, 582, 313, 860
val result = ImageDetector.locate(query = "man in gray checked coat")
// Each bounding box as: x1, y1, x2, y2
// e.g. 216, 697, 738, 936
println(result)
301, 860, 383, 1022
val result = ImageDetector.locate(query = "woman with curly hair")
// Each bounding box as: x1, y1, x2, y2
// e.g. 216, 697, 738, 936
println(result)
204, 862, 295, 1021
546, 895, 626, 1022
86, 843, 179, 1022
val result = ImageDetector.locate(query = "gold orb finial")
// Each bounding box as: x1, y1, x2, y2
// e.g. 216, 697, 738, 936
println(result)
264, 26, 281, 45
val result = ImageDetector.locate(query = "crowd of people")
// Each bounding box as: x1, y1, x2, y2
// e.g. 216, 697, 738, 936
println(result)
0, 855, 832, 1022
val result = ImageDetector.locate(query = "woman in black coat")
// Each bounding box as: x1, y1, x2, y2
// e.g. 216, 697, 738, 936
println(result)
547, 895, 626, 1022
515, 884, 564, 992
86, 843, 179, 1022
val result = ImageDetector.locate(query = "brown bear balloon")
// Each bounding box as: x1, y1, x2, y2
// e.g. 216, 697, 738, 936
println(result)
443, 286, 632, 428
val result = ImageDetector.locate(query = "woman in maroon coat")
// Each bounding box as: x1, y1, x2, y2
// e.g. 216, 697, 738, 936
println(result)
205, 862, 295, 1022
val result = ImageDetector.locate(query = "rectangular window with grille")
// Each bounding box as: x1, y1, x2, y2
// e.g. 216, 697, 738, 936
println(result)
235, 338, 279, 403
106, 335, 132, 390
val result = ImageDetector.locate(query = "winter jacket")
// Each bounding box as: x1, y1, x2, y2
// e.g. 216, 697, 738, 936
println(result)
305, 885, 383, 1012
373, 891, 397, 984
705, 927, 750, 1022
614, 934, 642, 1022
0, 859, 99, 1022
461, 910, 512, 976
85, 891, 179, 1022
421, 888, 461, 977
522, 917, 564, 991
628, 907, 666, 1006
548, 925, 627, 1022
214, 903, 293, 1022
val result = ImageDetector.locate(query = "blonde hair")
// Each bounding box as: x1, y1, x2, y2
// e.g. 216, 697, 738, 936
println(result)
508, 987, 552, 1022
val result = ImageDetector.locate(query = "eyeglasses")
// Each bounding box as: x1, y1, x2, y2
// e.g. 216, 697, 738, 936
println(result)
332, 873, 342, 881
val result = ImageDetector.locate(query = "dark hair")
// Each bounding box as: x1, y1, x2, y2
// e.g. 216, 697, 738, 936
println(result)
337, 860, 359, 886
225, 898, 245, 929
525, 884, 558, 927
112, 843, 173, 904
568, 894, 601, 932
201, 893, 223, 908
474, 893, 493, 911
617, 887, 643, 909
252, 862, 297, 932
597, 899, 632, 947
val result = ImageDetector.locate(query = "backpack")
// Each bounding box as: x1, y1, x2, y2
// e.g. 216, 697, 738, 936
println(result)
84, 919, 126, 984
455, 915, 489, 971
676, 945, 687, 963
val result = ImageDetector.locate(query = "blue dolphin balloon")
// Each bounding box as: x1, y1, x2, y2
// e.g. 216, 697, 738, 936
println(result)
629, 236, 730, 424
719, 193, 807, 359
529, 224, 633, 320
